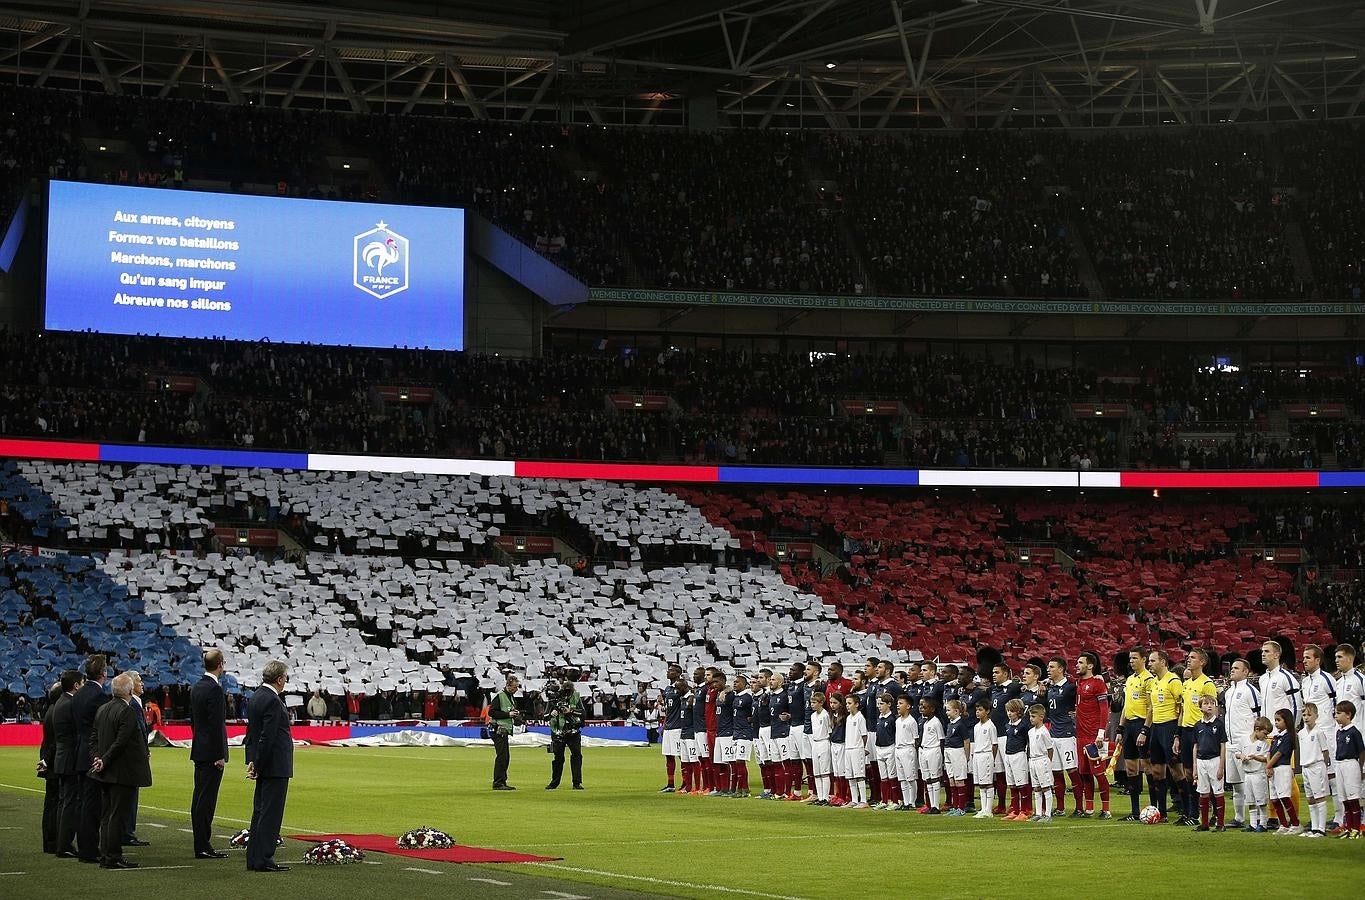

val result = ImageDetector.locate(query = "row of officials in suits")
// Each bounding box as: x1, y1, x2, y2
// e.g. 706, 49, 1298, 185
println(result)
37, 649, 295, 872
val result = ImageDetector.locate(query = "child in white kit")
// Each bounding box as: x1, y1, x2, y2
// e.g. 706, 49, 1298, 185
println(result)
972, 702, 1000, 818
1238, 717, 1273, 832
1027, 704, 1056, 823
843, 694, 869, 808
894, 695, 920, 810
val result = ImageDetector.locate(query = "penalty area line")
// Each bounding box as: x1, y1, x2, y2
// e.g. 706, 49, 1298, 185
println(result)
530, 863, 810, 900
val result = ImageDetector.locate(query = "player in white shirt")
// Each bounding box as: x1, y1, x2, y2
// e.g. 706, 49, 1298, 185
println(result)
972, 703, 1000, 818
1027, 704, 1056, 823
1299, 645, 1338, 827
1333, 643, 1365, 826
808, 692, 833, 806
1222, 657, 1261, 827
1258, 639, 1301, 726
843, 694, 870, 808
893, 695, 920, 811
917, 697, 945, 814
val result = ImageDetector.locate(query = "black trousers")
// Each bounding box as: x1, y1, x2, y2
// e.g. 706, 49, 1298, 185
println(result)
42, 777, 61, 852
123, 786, 140, 840
99, 783, 135, 863
246, 776, 289, 871
76, 772, 103, 860
492, 730, 511, 786
549, 733, 582, 787
55, 773, 79, 853
191, 762, 225, 853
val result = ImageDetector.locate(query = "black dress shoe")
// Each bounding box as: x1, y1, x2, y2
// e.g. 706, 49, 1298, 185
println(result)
56, 851, 80, 859
196, 850, 230, 859
492, 784, 516, 791
254, 863, 290, 872
101, 859, 139, 869
125, 839, 151, 847
545, 782, 559, 790
78, 856, 101, 864
572, 784, 584, 790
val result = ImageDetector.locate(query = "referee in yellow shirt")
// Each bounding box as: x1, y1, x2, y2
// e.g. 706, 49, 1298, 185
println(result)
1120, 648, 1156, 821
1173, 649, 1217, 825
1144, 650, 1183, 823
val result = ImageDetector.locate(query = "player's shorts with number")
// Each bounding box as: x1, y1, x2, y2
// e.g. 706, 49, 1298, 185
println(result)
679, 734, 699, 763
1051, 737, 1077, 771
662, 728, 683, 757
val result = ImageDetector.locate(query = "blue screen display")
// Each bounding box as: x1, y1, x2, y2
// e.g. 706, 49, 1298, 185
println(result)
45, 182, 465, 349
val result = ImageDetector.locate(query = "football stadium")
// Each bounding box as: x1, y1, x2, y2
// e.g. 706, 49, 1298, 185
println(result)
2, 0, 1365, 897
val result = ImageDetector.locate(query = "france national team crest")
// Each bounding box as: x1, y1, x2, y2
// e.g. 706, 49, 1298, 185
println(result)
353, 221, 410, 299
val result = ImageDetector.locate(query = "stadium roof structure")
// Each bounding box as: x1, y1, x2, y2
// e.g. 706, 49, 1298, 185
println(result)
0, 0, 1362, 129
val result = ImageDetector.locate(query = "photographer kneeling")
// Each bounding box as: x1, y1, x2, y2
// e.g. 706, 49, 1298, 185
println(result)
545, 669, 585, 791
489, 676, 522, 791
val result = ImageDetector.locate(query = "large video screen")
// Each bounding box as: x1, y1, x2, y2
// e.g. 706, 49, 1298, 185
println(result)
45, 182, 465, 349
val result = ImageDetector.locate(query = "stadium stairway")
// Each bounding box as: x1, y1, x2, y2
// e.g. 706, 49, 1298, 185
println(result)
1063, 215, 1107, 299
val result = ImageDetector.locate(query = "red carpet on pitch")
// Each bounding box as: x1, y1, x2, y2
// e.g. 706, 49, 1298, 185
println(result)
291, 834, 561, 864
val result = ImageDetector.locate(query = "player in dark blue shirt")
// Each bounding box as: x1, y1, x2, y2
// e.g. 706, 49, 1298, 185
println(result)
731, 675, 755, 797
767, 674, 791, 798
678, 682, 698, 793
784, 665, 811, 800
659, 663, 684, 792
690, 666, 712, 793
1044, 658, 1080, 816
712, 673, 735, 796
989, 665, 1022, 815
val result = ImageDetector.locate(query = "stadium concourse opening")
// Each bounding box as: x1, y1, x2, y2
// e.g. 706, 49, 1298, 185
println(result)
4, 0, 1365, 896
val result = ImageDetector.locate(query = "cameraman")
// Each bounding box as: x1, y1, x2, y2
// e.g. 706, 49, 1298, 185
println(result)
546, 669, 585, 791
489, 676, 522, 791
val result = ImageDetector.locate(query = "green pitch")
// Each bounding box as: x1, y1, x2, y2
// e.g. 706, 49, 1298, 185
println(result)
0, 746, 1361, 899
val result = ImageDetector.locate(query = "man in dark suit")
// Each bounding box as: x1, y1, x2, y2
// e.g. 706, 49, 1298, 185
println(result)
90, 674, 152, 869
245, 660, 293, 873
52, 669, 83, 858
39, 681, 62, 853
70, 653, 110, 863
121, 671, 150, 848
190, 649, 230, 859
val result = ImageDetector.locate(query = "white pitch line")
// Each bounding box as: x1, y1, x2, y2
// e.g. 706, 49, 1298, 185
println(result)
404, 867, 445, 876
531, 864, 808, 900
470, 877, 513, 886
514, 822, 1123, 848
109, 865, 194, 871
177, 828, 195, 833
146, 823, 168, 829
0, 782, 331, 834
0, 872, 29, 876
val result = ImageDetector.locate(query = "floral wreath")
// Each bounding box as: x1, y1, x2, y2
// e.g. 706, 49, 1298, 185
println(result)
228, 829, 283, 848
304, 839, 365, 865
397, 826, 455, 849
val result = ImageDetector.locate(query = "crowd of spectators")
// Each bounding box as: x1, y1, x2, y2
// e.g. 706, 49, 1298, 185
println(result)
3, 86, 1360, 301
4, 331, 1365, 470
1066, 131, 1302, 300
577, 128, 860, 294
1282, 123, 1364, 300
814, 132, 1085, 298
